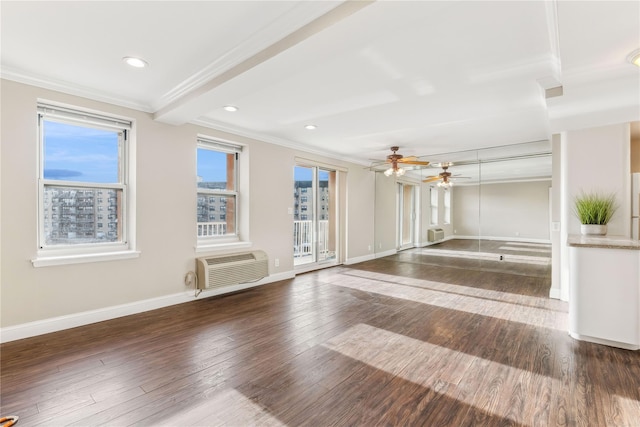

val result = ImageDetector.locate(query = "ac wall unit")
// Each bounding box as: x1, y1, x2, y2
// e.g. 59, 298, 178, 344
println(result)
428, 228, 444, 242
196, 250, 268, 290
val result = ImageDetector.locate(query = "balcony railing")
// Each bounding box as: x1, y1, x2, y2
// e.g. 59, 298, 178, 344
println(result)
197, 220, 331, 263
294, 220, 329, 260
197, 222, 227, 237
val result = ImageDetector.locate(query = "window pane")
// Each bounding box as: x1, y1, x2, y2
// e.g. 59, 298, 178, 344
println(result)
197, 193, 236, 237
43, 120, 119, 183
197, 148, 235, 191
43, 186, 122, 245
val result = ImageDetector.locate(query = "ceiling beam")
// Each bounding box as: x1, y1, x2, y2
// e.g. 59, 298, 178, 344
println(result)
154, 0, 374, 126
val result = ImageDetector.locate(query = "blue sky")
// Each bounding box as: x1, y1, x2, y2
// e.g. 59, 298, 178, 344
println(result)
197, 148, 228, 182
45, 121, 332, 185
294, 166, 330, 181
44, 120, 119, 183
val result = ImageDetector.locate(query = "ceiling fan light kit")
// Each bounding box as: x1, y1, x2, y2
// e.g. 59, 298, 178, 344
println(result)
627, 48, 640, 67
384, 166, 405, 177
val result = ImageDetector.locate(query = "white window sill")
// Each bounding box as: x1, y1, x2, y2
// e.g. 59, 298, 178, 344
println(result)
32, 250, 141, 267
195, 240, 252, 254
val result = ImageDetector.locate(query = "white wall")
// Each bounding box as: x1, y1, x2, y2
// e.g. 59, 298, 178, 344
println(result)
374, 172, 397, 255
451, 185, 480, 238
0, 79, 376, 339
559, 122, 632, 301
452, 181, 551, 241
550, 134, 562, 299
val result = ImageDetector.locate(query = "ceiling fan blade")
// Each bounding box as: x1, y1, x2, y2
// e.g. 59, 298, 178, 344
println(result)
422, 176, 441, 182
398, 160, 430, 165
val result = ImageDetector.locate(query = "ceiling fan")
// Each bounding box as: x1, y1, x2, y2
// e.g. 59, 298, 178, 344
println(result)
373, 146, 430, 177
422, 162, 470, 187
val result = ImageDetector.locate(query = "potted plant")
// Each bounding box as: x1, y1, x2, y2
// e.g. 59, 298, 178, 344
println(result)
573, 191, 618, 235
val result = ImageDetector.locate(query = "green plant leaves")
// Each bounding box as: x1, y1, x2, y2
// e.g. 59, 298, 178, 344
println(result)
574, 192, 618, 225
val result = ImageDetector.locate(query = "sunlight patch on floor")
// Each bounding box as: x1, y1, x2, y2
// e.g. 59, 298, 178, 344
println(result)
154, 388, 284, 427
330, 270, 567, 330
613, 395, 640, 421
415, 248, 551, 265
323, 323, 559, 426
498, 246, 551, 253
503, 242, 551, 248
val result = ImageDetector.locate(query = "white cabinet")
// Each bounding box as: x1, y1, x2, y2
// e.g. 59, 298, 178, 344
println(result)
568, 236, 640, 350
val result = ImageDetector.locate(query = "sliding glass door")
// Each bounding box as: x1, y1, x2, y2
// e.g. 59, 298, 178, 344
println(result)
294, 165, 337, 268
398, 183, 417, 250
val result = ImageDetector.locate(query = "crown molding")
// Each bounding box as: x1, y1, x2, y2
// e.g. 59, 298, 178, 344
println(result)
190, 116, 370, 167
151, 1, 349, 112
154, 1, 374, 125
0, 67, 154, 113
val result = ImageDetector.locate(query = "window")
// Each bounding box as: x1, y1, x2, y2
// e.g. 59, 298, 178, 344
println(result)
196, 137, 242, 241
430, 186, 438, 226
444, 188, 451, 225
36, 103, 134, 263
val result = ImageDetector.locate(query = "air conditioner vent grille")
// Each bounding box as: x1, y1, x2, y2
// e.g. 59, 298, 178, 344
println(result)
196, 250, 268, 291
206, 253, 255, 265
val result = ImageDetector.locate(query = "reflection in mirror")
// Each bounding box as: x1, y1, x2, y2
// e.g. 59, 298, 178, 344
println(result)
374, 140, 552, 276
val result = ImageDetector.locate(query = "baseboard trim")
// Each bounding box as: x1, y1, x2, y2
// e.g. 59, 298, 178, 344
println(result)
0, 271, 294, 343
548, 288, 562, 299
569, 332, 639, 351
375, 249, 397, 258
453, 235, 551, 244
345, 254, 375, 265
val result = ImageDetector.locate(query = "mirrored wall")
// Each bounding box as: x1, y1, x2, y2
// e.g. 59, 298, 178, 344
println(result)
373, 140, 553, 266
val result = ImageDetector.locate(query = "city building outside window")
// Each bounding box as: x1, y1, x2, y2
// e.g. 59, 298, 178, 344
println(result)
37, 103, 133, 257
196, 137, 242, 240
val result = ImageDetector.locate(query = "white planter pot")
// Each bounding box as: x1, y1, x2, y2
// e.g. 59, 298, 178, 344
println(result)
581, 224, 607, 235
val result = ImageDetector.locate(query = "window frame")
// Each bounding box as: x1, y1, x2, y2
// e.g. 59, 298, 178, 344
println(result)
196, 137, 242, 246
429, 186, 439, 226
443, 187, 451, 225
33, 102, 138, 267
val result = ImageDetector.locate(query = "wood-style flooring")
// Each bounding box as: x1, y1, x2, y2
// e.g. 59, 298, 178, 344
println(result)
2, 242, 639, 426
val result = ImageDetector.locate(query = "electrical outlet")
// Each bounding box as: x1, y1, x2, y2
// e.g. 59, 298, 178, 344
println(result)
184, 271, 196, 287
368, 245, 371, 251
275, 258, 280, 267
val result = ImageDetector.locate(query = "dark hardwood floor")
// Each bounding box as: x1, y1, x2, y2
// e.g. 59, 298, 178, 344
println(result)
2, 244, 639, 426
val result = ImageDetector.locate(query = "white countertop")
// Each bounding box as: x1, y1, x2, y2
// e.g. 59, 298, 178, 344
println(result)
567, 234, 640, 250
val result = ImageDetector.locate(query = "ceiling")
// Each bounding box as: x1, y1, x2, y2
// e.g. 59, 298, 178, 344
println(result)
2, 1, 639, 176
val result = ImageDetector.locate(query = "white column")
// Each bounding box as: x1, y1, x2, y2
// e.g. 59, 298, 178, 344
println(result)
560, 122, 632, 301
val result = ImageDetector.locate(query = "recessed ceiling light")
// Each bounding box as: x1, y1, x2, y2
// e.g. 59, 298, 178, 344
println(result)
627, 49, 640, 67
223, 105, 239, 112
304, 124, 317, 130
122, 56, 148, 68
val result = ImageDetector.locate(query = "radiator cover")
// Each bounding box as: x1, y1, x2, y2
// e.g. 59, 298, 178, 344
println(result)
196, 250, 268, 290
428, 228, 445, 242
